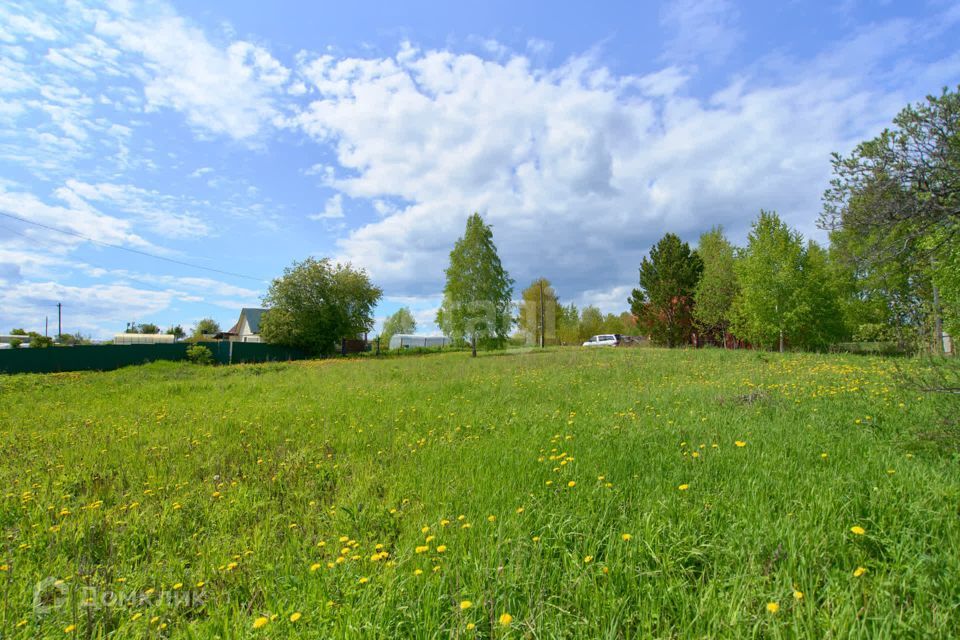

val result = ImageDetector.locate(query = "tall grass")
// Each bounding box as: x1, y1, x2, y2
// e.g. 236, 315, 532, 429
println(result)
0, 348, 956, 638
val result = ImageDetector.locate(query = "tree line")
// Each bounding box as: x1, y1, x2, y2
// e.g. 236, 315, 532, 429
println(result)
135, 86, 958, 359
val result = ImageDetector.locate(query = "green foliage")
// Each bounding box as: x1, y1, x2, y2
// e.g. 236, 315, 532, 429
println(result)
29, 334, 54, 348
0, 349, 957, 637
185, 344, 214, 365
823, 86, 959, 353
630, 233, 703, 347
192, 318, 221, 338
166, 325, 186, 341
380, 307, 417, 349
518, 278, 558, 345
731, 212, 807, 351
556, 303, 581, 345
693, 227, 738, 344
126, 322, 160, 334
436, 213, 514, 355
260, 257, 382, 356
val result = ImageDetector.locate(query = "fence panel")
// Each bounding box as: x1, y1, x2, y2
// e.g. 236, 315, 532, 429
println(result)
0, 342, 307, 375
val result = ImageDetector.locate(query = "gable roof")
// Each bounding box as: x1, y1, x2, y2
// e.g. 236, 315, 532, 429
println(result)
227, 307, 268, 335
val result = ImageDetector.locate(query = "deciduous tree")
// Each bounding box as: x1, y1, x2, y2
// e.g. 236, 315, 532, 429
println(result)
436, 214, 514, 356
260, 257, 382, 356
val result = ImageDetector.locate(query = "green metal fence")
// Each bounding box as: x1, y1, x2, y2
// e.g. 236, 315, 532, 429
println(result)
0, 342, 306, 375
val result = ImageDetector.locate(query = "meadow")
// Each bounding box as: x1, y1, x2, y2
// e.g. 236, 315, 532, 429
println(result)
0, 347, 958, 638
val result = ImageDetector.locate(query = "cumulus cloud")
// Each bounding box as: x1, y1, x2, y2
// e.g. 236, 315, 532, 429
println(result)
288, 13, 960, 309
93, 3, 291, 140
309, 193, 345, 220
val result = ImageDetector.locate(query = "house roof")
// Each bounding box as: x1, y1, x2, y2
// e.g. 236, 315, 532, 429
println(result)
227, 307, 268, 335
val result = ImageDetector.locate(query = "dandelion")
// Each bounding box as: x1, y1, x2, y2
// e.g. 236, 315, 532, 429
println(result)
16, 620, 27, 628
358, 577, 369, 584
766, 602, 779, 614
735, 441, 746, 447
516, 507, 524, 514
853, 566, 867, 577
415, 545, 429, 554
532, 536, 541, 542
466, 622, 476, 630
487, 515, 496, 522
65, 624, 77, 633
499, 613, 513, 626
436, 545, 447, 553
793, 590, 803, 600
310, 563, 322, 572
850, 525, 866, 535
678, 484, 690, 491
568, 480, 576, 488
414, 569, 423, 576
289, 612, 302, 623
621, 533, 632, 541
460, 600, 473, 610
584, 555, 593, 563
253, 617, 269, 629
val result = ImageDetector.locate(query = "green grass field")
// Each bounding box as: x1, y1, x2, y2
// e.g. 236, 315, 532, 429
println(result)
1, 348, 958, 638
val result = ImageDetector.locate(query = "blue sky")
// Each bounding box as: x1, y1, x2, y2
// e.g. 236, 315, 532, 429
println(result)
1, 0, 958, 339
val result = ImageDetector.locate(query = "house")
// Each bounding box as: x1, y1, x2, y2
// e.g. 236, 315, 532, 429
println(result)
220, 308, 267, 343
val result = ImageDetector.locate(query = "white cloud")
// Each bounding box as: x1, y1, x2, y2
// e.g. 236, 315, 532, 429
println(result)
309, 193, 344, 220
57, 180, 210, 239
94, 3, 291, 140
660, 0, 742, 65
291, 16, 960, 305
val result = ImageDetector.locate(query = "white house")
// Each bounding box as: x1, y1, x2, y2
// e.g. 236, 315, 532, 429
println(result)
222, 308, 267, 343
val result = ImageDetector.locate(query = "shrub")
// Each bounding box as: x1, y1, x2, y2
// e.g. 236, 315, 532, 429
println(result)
186, 345, 214, 365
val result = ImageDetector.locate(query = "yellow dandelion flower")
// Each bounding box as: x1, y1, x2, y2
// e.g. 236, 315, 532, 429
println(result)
793, 590, 803, 600
850, 526, 866, 535
414, 569, 423, 576
678, 484, 690, 491
584, 555, 593, 563
487, 515, 496, 522
289, 612, 302, 623
310, 563, 322, 572
466, 622, 476, 630
621, 533, 632, 541
358, 576, 369, 584
252, 616, 269, 629
853, 566, 867, 577
735, 441, 746, 447
567, 481, 576, 488
436, 545, 447, 553
499, 613, 513, 626
415, 545, 429, 554
460, 600, 473, 610
766, 602, 779, 614
16, 619, 27, 628
65, 624, 77, 633
516, 507, 524, 514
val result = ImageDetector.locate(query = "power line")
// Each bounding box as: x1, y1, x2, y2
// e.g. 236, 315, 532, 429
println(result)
0, 210, 267, 282
0, 222, 262, 310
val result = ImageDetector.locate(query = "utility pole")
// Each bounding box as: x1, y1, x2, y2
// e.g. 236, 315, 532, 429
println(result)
45, 316, 48, 337
539, 279, 545, 348
57, 302, 62, 341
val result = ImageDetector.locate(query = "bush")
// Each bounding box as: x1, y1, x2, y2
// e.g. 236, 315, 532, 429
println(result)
186, 345, 214, 365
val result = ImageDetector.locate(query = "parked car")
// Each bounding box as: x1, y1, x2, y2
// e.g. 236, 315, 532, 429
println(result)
583, 334, 621, 347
